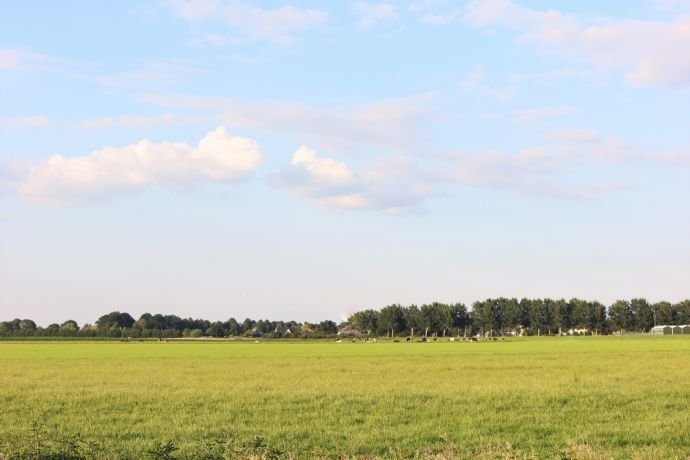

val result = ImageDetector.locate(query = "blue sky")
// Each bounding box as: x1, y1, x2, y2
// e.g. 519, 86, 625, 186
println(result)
1, 0, 689, 325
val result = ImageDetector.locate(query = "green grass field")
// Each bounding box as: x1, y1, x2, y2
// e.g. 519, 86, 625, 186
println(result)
1, 337, 689, 459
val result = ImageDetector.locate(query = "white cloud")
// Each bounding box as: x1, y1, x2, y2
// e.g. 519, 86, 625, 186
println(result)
164, 0, 328, 44
275, 146, 435, 212
353, 2, 400, 28
143, 93, 436, 154
0, 116, 50, 128
19, 127, 263, 203
291, 146, 355, 185
512, 106, 578, 124
464, 0, 690, 89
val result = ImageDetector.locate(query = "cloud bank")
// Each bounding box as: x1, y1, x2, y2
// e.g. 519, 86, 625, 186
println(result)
464, 0, 690, 89
19, 127, 263, 203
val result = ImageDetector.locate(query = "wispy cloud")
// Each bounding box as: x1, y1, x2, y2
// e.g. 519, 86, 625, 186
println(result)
353, 2, 400, 28
90, 59, 207, 87
463, 0, 690, 89
2, 45, 207, 91
164, 0, 329, 45
143, 93, 437, 154
0, 48, 23, 70
0, 46, 53, 72
79, 113, 208, 128
458, 65, 516, 100
0, 116, 50, 128
189, 34, 245, 47
512, 106, 578, 124
437, 128, 689, 198
19, 127, 263, 204
460, 64, 484, 91
651, 0, 690, 11
408, 0, 461, 25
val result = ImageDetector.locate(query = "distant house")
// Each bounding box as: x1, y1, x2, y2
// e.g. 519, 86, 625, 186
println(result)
337, 325, 363, 336
273, 324, 295, 336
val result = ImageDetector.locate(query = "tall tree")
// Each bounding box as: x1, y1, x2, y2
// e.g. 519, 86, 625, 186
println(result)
675, 300, 690, 324
378, 304, 406, 337
550, 299, 571, 334
653, 301, 675, 326
570, 298, 593, 330
450, 303, 470, 336
404, 305, 420, 337
314, 320, 336, 335
96, 311, 135, 329
225, 318, 242, 336
609, 300, 634, 331
631, 298, 653, 331
501, 298, 522, 332
349, 310, 379, 335
591, 301, 608, 334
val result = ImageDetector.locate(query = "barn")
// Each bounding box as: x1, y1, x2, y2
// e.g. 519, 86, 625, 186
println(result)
651, 325, 690, 335
651, 325, 672, 335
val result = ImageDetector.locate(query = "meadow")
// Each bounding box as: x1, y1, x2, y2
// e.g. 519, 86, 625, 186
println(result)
1, 336, 689, 459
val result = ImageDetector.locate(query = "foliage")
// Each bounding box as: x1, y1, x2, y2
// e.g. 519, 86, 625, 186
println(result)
2, 298, 689, 339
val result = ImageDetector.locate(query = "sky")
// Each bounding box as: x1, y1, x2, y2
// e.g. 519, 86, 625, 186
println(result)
1, 0, 689, 326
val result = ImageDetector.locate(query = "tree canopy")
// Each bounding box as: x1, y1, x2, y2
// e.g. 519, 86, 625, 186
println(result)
2, 297, 689, 339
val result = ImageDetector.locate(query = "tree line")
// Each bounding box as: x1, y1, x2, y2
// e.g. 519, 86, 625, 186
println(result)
349, 299, 689, 338
1, 298, 689, 339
